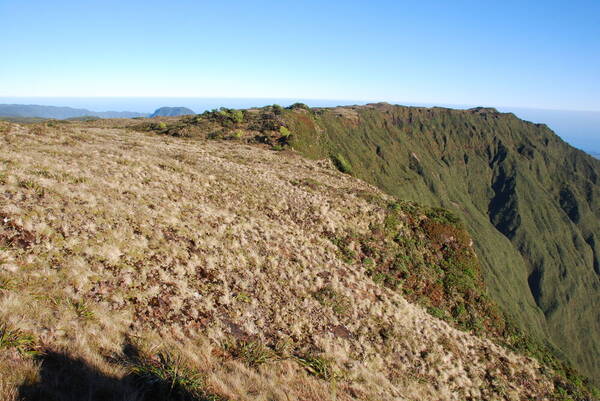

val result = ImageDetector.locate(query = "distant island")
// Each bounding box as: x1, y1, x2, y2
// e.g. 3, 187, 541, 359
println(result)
0, 104, 196, 120
150, 106, 195, 117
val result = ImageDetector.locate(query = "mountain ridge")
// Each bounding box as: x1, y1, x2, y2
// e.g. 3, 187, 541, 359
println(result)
2, 119, 587, 400
135, 103, 600, 384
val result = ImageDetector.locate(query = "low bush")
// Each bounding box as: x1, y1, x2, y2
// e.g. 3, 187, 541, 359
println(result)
331, 154, 352, 174
279, 126, 291, 137
287, 102, 310, 111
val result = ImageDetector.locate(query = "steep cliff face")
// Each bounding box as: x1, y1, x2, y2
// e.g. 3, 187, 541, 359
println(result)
2, 120, 585, 401
282, 104, 600, 382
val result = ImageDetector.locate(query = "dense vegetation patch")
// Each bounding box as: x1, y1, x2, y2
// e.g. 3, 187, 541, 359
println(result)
136, 106, 294, 152
331, 191, 599, 400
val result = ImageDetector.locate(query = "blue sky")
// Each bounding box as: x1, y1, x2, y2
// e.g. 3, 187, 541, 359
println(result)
1, 0, 599, 111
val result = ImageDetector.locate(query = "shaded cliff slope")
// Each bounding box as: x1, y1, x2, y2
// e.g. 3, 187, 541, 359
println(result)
285, 103, 600, 383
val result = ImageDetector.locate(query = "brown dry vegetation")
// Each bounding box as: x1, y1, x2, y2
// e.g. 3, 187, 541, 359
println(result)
0, 121, 559, 400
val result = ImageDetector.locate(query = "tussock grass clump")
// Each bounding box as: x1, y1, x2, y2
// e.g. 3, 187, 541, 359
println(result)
223, 339, 277, 367
69, 299, 96, 321
294, 354, 340, 382
0, 324, 39, 357
127, 350, 224, 401
312, 286, 351, 315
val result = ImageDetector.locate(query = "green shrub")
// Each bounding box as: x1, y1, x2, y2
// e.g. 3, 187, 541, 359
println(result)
287, 102, 310, 111
230, 109, 244, 123
426, 207, 461, 225
279, 126, 291, 137
427, 306, 447, 320
332, 154, 352, 174
272, 104, 284, 115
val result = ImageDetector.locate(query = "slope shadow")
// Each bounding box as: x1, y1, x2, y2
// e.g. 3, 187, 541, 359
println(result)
18, 343, 203, 401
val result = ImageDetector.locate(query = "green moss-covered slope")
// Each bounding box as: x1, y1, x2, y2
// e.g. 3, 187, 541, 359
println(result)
282, 103, 600, 383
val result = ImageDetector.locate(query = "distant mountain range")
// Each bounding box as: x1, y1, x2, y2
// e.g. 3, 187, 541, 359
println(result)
0, 104, 147, 119
0, 104, 196, 119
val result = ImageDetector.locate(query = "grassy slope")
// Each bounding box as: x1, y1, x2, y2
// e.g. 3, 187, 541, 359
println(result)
129, 103, 600, 388
1, 121, 575, 400
282, 104, 600, 383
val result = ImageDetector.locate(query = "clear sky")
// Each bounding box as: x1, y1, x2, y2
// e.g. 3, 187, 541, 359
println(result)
1, 0, 599, 111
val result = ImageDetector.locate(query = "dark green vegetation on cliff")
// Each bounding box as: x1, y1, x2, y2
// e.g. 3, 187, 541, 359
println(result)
285, 103, 600, 383
139, 103, 600, 389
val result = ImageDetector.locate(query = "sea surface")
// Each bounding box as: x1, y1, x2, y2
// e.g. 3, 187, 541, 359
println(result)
1, 97, 598, 156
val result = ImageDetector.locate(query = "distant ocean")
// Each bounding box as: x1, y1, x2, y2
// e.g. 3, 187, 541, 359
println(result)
497, 107, 600, 158
1, 97, 597, 157
0, 97, 366, 114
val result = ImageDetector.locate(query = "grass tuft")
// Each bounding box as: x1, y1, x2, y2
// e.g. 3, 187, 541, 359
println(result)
312, 286, 350, 315
128, 350, 225, 401
223, 339, 276, 367
294, 354, 340, 381
0, 324, 40, 357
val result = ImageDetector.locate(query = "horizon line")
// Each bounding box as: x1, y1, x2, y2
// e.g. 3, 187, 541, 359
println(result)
1, 96, 600, 114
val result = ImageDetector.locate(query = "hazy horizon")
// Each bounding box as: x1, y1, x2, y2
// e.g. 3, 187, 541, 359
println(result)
2, 96, 600, 114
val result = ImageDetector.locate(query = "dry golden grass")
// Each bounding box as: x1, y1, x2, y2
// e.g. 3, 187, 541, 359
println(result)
0, 122, 554, 400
